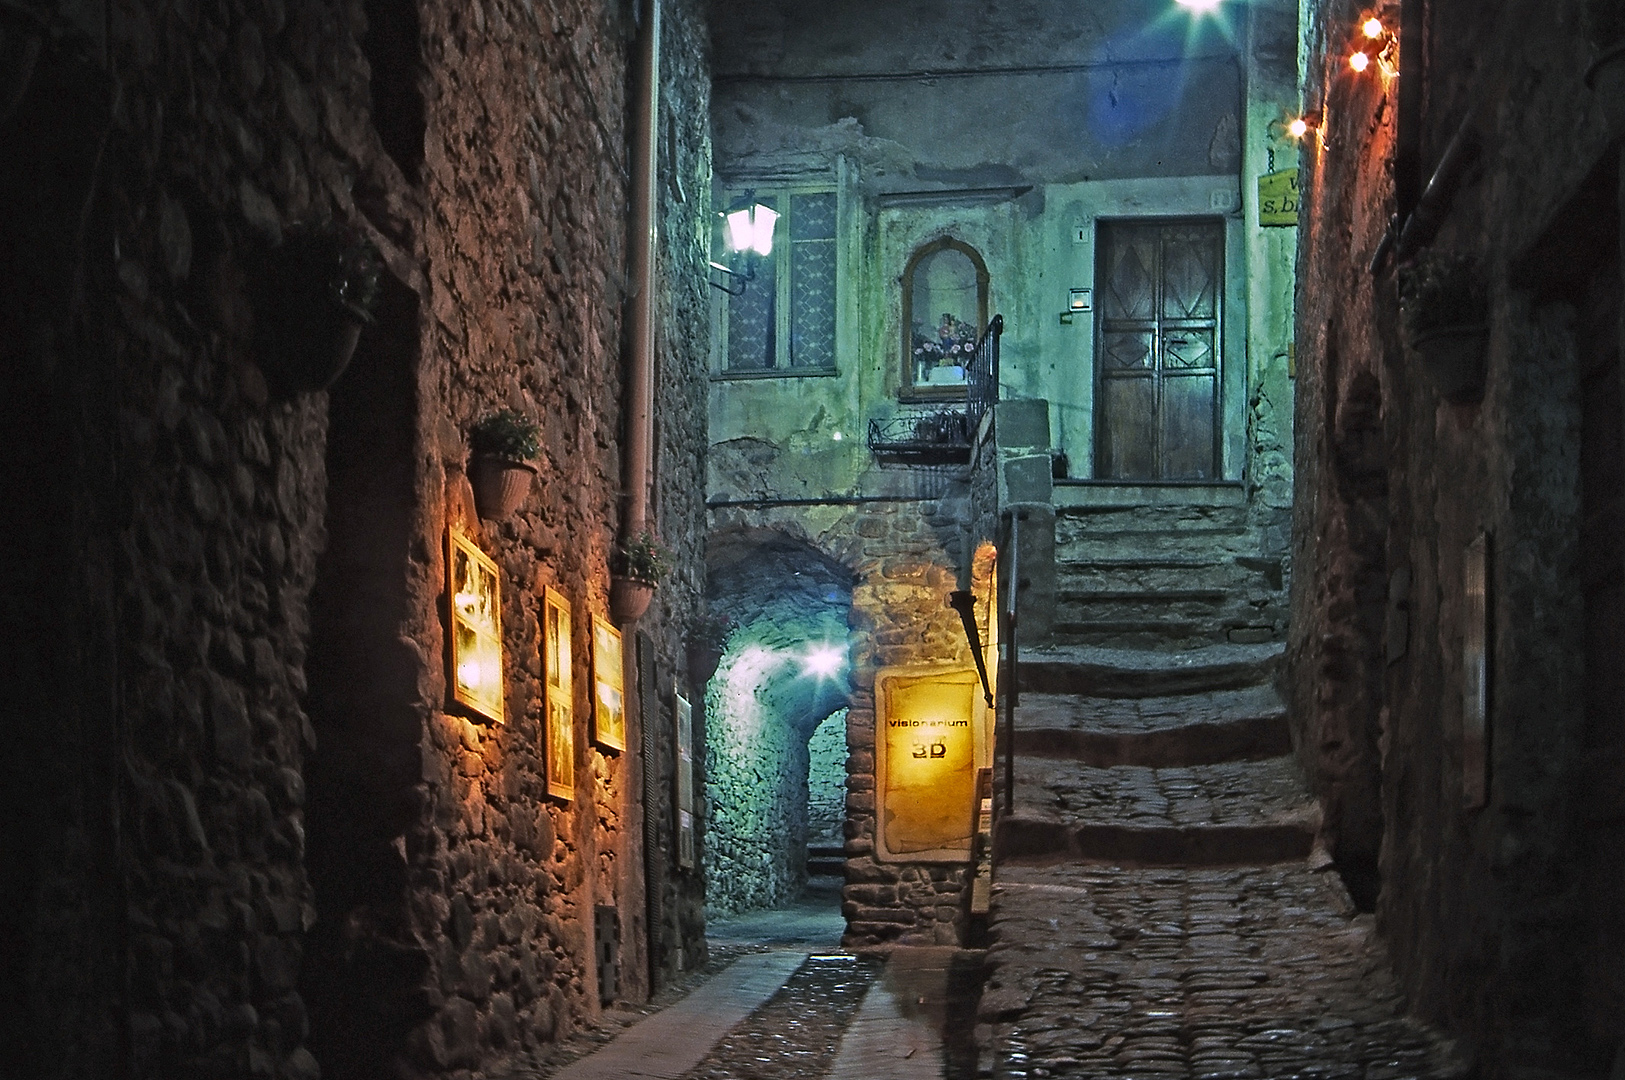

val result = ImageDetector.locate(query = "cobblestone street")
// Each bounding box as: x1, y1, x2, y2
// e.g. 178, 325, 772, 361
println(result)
499, 647, 1475, 1080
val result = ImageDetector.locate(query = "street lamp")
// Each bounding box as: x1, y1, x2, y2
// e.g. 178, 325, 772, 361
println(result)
709, 195, 780, 295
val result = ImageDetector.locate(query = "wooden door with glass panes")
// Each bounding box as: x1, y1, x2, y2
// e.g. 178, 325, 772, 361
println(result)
1094, 219, 1223, 480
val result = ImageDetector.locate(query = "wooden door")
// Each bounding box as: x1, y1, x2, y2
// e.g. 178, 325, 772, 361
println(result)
1094, 219, 1223, 480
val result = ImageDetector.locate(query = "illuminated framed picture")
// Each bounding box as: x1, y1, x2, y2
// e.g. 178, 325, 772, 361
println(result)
592, 615, 626, 752
448, 527, 504, 723
543, 586, 574, 800
874, 665, 989, 862
675, 689, 695, 870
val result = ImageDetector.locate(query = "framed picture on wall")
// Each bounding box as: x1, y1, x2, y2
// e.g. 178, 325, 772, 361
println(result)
675, 689, 695, 870
447, 527, 504, 724
543, 586, 574, 800
592, 615, 626, 753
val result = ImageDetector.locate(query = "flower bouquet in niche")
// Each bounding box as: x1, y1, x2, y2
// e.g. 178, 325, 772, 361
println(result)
1398, 249, 1487, 405
610, 530, 673, 623
468, 410, 540, 520
912, 313, 978, 386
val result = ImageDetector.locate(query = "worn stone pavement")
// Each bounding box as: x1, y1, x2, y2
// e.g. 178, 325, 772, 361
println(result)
980, 644, 1472, 1080
515, 643, 1474, 1080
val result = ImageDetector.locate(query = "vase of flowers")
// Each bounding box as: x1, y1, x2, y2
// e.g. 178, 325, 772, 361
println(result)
259, 221, 383, 395
686, 610, 735, 685
912, 313, 978, 386
468, 410, 540, 520
610, 530, 673, 622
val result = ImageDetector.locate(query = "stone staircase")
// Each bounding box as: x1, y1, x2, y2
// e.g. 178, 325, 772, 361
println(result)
976, 643, 1471, 1077
993, 642, 1315, 868
1051, 499, 1286, 649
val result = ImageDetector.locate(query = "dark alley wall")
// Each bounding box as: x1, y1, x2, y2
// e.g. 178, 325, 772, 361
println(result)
1291, 0, 1624, 1071
0, 0, 712, 1077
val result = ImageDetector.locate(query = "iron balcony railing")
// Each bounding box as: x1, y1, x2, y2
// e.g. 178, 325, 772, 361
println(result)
868, 315, 1003, 464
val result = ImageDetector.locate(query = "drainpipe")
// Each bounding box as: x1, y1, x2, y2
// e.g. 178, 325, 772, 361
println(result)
625, 0, 659, 538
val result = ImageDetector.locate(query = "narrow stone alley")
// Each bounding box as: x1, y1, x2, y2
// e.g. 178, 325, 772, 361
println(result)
494, 643, 1473, 1080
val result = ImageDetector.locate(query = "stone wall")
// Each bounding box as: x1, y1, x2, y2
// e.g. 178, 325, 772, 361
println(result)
706, 486, 982, 946
0, 0, 713, 1076
807, 710, 848, 848
1290, 0, 1624, 1070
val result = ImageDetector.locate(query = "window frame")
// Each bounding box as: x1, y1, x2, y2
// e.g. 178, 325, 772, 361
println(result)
711, 182, 842, 379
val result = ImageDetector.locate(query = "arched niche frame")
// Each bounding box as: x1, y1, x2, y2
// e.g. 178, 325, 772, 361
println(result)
900, 237, 990, 401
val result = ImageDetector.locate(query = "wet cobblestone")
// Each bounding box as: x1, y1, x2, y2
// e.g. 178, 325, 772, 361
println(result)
1014, 757, 1315, 828
1019, 686, 1285, 737
680, 955, 881, 1080
982, 864, 1471, 1079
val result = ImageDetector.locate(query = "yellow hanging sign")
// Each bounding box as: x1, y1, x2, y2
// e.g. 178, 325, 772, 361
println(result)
1258, 168, 1300, 227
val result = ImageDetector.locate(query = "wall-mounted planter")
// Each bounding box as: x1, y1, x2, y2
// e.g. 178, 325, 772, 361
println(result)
1408, 324, 1487, 404
469, 455, 536, 520
686, 643, 723, 685
1586, 42, 1625, 137
610, 576, 655, 623
256, 224, 381, 395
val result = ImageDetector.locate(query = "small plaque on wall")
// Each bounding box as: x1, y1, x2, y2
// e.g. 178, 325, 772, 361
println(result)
592, 616, 626, 753
543, 587, 574, 801
675, 690, 695, 870
1463, 531, 1490, 809
874, 665, 988, 862
448, 527, 504, 724
1258, 168, 1300, 227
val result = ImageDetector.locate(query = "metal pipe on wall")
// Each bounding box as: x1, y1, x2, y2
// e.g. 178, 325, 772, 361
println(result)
625, 0, 659, 538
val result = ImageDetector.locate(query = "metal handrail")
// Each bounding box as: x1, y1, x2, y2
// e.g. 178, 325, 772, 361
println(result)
967, 314, 1003, 436
1000, 507, 1021, 816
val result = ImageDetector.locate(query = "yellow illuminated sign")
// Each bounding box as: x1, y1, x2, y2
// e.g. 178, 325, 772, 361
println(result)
875, 666, 988, 862
1258, 168, 1300, 227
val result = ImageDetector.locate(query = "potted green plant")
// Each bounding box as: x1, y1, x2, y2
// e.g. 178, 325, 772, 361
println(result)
610, 530, 673, 622
468, 410, 540, 520
1586, 0, 1625, 132
686, 610, 735, 685
1398, 250, 1487, 404
260, 221, 383, 394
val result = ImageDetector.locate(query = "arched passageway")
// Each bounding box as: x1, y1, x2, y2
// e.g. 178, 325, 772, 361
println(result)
703, 528, 855, 917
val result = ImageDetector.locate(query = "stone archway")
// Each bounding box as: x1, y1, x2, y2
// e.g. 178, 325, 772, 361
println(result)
703, 527, 855, 917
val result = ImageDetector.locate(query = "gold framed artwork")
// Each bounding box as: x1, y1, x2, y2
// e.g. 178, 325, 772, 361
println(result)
675, 689, 695, 870
592, 616, 626, 753
448, 527, 504, 724
543, 586, 574, 801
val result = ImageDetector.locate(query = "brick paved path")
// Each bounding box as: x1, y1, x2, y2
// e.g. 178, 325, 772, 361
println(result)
982, 645, 1472, 1079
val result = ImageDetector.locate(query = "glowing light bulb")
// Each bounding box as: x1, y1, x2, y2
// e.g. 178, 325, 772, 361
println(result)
1287, 117, 1309, 139
1349, 51, 1370, 72
803, 645, 845, 677
1363, 17, 1384, 38
831, 430, 843, 441
1175, 0, 1222, 10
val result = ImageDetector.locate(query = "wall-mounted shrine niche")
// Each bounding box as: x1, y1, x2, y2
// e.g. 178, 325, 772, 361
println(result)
448, 527, 504, 723
902, 238, 989, 401
875, 665, 991, 861
544, 587, 574, 800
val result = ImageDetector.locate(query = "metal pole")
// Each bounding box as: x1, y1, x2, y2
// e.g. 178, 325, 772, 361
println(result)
1002, 510, 1020, 816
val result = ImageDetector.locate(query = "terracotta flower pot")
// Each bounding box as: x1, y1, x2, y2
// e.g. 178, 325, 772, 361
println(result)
469, 455, 536, 520
1587, 42, 1625, 137
686, 644, 724, 685
610, 576, 656, 623
1408, 323, 1487, 404
264, 298, 369, 395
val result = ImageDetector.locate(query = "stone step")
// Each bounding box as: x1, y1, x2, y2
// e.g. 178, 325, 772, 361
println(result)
1016, 642, 1283, 698
806, 843, 845, 877
1055, 556, 1282, 593
1012, 686, 1289, 767
994, 757, 1318, 866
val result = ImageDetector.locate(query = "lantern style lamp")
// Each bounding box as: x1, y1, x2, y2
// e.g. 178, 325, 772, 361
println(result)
708, 195, 780, 295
